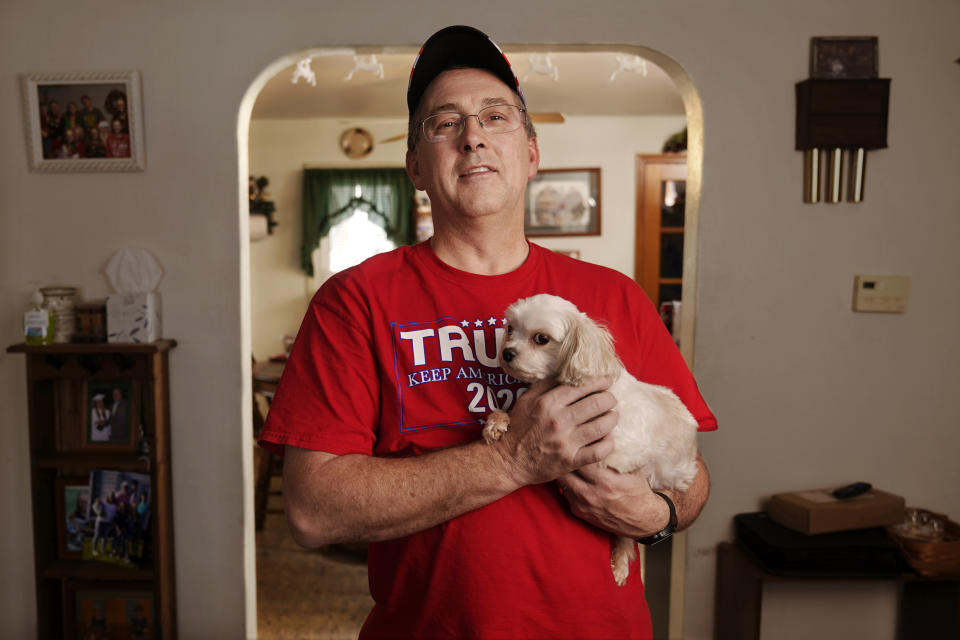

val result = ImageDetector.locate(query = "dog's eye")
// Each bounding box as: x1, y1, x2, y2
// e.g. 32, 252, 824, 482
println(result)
506, 325, 513, 336
533, 333, 550, 345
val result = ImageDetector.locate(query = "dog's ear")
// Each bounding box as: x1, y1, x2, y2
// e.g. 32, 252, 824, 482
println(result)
557, 313, 621, 385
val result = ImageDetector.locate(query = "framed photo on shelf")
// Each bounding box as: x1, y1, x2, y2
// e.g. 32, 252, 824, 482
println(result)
55, 476, 91, 560
20, 70, 145, 172
525, 168, 601, 237
82, 380, 137, 452
810, 37, 878, 79
67, 580, 153, 640
83, 469, 152, 568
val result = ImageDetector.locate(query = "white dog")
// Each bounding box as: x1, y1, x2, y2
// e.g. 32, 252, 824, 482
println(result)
483, 293, 698, 586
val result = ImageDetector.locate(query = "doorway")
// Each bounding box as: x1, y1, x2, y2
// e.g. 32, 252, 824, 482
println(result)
241, 44, 703, 640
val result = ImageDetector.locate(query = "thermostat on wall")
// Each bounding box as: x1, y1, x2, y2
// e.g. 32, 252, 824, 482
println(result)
852, 275, 909, 313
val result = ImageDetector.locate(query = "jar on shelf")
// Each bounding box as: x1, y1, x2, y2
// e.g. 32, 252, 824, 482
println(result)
40, 286, 78, 344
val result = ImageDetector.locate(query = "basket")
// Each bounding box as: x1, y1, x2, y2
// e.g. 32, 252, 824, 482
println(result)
887, 508, 960, 577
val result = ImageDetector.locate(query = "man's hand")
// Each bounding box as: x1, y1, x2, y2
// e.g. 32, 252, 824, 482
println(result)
491, 377, 618, 487
557, 464, 669, 539
557, 453, 710, 539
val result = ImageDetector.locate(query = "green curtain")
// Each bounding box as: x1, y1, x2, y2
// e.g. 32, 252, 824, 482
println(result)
301, 168, 416, 275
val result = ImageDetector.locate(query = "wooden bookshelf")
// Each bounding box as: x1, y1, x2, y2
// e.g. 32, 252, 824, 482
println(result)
7, 341, 177, 640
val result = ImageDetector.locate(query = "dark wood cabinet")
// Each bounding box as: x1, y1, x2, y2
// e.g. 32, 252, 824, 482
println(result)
715, 542, 960, 640
7, 341, 177, 640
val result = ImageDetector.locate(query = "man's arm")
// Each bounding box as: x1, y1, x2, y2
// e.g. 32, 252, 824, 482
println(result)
282, 377, 619, 548
556, 451, 710, 539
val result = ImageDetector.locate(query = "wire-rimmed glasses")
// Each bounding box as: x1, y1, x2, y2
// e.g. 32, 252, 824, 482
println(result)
419, 104, 526, 143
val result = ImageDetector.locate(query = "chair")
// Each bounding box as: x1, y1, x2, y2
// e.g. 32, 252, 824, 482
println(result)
253, 362, 283, 531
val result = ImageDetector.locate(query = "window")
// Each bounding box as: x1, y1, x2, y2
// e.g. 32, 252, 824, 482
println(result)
327, 205, 396, 273
301, 168, 415, 276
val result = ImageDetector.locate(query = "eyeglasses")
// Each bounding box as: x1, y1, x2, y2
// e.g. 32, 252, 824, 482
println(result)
419, 104, 526, 143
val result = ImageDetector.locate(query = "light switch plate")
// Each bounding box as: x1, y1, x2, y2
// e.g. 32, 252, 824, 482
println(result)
852, 275, 909, 313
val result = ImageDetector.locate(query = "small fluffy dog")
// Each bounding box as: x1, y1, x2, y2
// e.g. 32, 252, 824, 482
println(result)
483, 293, 698, 586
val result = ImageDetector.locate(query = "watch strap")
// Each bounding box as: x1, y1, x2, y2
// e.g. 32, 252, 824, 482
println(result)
636, 491, 677, 546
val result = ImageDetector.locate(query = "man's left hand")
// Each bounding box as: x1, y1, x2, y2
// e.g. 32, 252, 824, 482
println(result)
557, 464, 670, 540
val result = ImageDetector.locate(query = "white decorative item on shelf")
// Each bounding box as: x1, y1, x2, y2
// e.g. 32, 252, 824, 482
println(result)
105, 248, 163, 343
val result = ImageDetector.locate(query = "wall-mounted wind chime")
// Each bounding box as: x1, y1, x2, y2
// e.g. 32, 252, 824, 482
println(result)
796, 37, 890, 203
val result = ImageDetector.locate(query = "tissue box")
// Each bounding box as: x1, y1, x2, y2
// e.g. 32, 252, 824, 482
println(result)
768, 487, 905, 535
107, 293, 161, 343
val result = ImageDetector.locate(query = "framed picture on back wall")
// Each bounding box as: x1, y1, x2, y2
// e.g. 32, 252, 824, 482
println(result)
20, 70, 145, 172
524, 168, 601, 237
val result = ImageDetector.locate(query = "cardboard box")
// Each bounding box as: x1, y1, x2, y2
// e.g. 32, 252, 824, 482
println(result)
768, 487, 905, 535
107, 293, 161, 343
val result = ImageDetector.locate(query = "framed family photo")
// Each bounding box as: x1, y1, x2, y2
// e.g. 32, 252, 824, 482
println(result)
21, 70, 145, 172
67, 581, 154, 640
525, 168, 601, 237
83, 469, 153, 569
82, 381, 136, 452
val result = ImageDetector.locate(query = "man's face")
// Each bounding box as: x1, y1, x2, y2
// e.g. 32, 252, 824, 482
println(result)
406, 68, 538, 224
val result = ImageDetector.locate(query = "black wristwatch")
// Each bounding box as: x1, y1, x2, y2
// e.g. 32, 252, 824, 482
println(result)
637, 491, 677, 546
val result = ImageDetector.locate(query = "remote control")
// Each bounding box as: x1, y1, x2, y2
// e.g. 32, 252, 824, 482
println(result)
832, 481, 872, 500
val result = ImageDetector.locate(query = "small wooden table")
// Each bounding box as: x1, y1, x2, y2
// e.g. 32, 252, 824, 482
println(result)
253, 359, 285, 395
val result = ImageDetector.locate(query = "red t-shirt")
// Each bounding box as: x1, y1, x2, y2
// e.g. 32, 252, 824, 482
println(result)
260, 241, 717, 640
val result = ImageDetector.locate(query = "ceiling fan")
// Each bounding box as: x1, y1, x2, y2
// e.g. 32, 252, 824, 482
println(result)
378, 112, 566, 144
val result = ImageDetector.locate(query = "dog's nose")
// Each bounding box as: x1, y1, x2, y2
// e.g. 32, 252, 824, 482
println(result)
502, 348, 517, 363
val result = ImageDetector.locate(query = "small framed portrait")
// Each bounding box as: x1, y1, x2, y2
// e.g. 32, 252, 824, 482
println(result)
525, 168, 601, 237
810, 37, 879, 79
56, 476, 91, 559
67, 581, 154, 640
20, 70, 145, 172
83, 381, 136, 452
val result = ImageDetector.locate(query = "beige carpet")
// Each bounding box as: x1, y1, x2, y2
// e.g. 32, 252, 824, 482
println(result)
256, 480, 374, 640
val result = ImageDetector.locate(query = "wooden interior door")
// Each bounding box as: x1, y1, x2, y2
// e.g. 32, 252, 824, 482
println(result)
635, 154, 688, 308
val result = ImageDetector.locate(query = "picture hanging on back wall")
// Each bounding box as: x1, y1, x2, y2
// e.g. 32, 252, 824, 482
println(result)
20, 70, 145, 172
524, 168, 601, 237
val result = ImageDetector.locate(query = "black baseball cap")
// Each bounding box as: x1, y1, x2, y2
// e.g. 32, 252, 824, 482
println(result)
407, 25, 524, 116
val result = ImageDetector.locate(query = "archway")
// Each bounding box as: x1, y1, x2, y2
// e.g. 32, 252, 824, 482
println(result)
236, 43, 703, 638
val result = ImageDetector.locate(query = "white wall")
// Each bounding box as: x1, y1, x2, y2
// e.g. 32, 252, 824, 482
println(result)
248, 114, 685, 360
2, 2, 958, 639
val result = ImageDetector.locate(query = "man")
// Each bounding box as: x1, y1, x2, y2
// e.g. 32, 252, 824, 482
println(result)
110, 387, 129, 442
78, 94, 105, 133
259, 25, 716, 639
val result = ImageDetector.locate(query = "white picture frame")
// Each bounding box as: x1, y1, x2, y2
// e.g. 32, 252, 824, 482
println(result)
21, 70, 145, 172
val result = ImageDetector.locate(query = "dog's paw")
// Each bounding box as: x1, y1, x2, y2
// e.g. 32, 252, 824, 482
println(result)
482, 410, 510, 443
612, 561, 630, 587
610, 536, 637, 587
